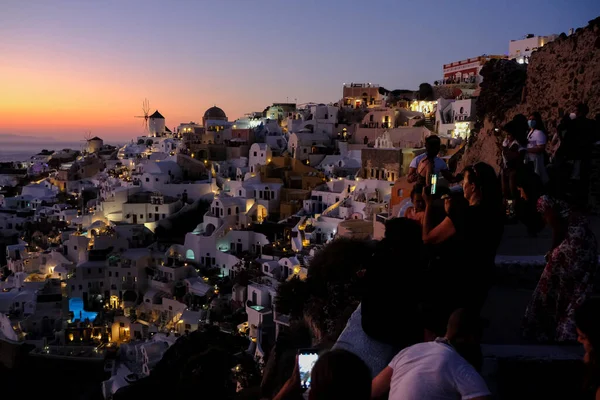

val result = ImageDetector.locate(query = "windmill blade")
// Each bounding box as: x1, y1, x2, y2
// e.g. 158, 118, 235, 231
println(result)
133, 98, 151, 133
142, 98, 150, 117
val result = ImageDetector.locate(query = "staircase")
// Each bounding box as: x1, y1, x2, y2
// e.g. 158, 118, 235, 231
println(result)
424, 116, 435, 131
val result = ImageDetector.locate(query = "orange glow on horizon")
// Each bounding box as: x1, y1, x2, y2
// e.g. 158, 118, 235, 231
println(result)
0, 51, 269, 141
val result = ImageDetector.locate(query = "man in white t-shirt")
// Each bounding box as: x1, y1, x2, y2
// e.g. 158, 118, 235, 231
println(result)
408, 135, 457, 185
371, 309, 491, 400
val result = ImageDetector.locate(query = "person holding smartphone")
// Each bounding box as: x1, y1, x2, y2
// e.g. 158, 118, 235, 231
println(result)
421, 163, 504, 325
273, 349, 371, 400
407, 135, 457, 187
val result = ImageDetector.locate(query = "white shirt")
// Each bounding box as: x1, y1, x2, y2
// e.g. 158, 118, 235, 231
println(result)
388, 339, 490, 400
409, 153, 448, 175
526, 129, 547, 165
526, 129, 547, 149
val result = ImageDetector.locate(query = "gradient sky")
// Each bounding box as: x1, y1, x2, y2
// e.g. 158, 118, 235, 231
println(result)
1, 0, 599, 141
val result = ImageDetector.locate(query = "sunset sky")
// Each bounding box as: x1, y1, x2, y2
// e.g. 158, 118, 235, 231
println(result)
1, 0, 598, 141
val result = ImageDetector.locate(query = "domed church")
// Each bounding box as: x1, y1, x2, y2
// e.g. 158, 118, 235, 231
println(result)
202, 106, 228, 125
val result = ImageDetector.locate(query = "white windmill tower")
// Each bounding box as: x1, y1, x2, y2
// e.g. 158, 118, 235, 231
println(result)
148, 110, 165, 138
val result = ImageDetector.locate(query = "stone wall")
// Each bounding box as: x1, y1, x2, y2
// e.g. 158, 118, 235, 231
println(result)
459, 16, 600, 178
511, 18, 600, 131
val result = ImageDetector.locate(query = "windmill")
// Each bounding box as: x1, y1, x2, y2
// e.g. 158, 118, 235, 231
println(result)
134, 98, 151, 133
81, 130, 93, 153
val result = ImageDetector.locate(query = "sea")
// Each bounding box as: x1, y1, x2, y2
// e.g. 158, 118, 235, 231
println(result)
0, 141, 86, 162
0, 140, 123, 162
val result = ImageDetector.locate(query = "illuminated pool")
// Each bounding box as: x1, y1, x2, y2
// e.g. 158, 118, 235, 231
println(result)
69, 297, 98, 322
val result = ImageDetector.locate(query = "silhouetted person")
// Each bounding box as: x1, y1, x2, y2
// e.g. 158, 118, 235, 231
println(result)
273, 349, 371, 400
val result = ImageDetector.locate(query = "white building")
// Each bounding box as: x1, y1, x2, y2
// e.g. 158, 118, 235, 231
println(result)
226, 174, 283, 216
245, 278, 278, 346
118, 143, 148, 160
361, 107, 397, 129
286, 104, 339, 137
315, 154, 361, 179
287, 133, 330, 161
248, 143, 272, 174
122, 192, 183, 229
509, 34, 559, 64
435, 97, 476, 139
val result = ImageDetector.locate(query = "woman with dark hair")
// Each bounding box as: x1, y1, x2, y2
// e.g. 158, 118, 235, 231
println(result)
512, 113, 530, 143
526, 111, 549, 184
309, 350, 371, 400
576, 298, 600, 399
522, 195, 598, 343
422, 162, 504, 315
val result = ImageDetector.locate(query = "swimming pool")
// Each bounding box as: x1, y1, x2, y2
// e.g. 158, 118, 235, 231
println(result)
69, 297, 98, 322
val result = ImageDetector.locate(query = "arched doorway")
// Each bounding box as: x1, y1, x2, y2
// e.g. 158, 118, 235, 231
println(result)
186, 249, 195, 260
205, 223, 216, 236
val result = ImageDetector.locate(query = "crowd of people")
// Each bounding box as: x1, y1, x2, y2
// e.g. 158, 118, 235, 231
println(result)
266, 111, 600, 399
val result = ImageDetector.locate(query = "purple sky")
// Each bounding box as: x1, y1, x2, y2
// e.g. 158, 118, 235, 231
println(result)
1, 0, 599, 139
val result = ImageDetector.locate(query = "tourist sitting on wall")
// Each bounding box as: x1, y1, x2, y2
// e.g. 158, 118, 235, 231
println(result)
422, 162, 504, 315
575, 298, 600, 400
407, 135, 457, 187
371, 308, 491, 400
333, 218, 426, 378
522, 195, 598, 343
273, 349, 371, 400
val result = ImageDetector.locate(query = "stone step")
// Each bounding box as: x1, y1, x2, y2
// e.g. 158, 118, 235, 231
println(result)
481, 344, 584, 400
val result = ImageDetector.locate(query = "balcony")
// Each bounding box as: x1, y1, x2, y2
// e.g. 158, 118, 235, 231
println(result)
343, 83, 379, 88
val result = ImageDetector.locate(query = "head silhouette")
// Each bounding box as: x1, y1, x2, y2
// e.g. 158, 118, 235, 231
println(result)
309, 350, 371, 400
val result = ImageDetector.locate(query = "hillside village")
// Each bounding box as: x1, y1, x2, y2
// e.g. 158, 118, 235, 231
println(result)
1, 22, 599, 399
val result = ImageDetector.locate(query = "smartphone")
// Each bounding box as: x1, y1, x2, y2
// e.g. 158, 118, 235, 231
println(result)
298, 349, 319, 389
430, 174, 437, 195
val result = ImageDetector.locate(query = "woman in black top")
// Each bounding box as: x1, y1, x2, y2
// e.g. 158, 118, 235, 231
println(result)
422, 162, 504, 313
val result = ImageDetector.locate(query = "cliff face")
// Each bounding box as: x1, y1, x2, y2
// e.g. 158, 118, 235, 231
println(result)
459, 16, 600, 173
514, 18, 600, 129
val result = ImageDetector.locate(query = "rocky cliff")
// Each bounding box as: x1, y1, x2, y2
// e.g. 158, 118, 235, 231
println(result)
458, 16, 600, 173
